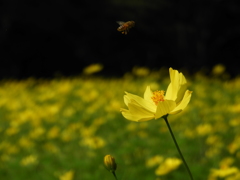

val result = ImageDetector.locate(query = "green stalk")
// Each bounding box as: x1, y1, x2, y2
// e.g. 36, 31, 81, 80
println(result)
163, 116, 194, 180
112, 171, 118, 180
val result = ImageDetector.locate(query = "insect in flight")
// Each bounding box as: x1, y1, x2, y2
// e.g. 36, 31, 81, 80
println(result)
117, 21, 135, 35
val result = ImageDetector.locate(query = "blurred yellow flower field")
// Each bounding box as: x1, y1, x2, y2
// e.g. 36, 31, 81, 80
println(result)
0, 66, 240, 180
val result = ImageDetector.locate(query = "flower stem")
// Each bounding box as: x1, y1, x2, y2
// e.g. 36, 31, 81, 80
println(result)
163, 116, 194, 180
112, 171, 118, 180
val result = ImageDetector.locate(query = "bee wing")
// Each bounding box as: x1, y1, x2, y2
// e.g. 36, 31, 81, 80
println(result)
116, 21, 125, 25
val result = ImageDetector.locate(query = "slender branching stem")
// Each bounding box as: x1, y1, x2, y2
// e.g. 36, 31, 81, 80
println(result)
163, 116, 194, 180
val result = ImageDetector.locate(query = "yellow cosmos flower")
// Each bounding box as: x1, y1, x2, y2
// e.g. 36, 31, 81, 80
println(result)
120, 67, 192, 122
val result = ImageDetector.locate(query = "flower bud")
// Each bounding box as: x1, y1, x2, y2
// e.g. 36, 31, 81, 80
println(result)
104, 155, 117, 172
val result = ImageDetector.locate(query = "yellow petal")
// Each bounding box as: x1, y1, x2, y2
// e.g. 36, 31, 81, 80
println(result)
125, 92, 156, 113
175, 73, 188, 104
143, 86, 154, 104
170, 90, 192, 114
165, 83, 173, 100
155, 100, 176, 119
179, 72, 187, 85
123, 95, 131, 106
128, 102, 155, 117
165, 68, 188, 102
165, 68, 180, 101
168, 109, 182, 115
120, 106, 155, 122
170, 68, 179, 99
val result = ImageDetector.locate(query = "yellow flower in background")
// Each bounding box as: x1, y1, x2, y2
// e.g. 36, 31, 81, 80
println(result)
47, 126, 60, 139
132, 66, 150, 77
80, 136, 106, 149
210, 167, 239, 179
59, 170, 74, 180
120, 67, 192, 122
20, 155, 38, 166
155, 157, 182, 176
212, 64, 226, 76
146, 155, 164, 168
82, 63, 103, 75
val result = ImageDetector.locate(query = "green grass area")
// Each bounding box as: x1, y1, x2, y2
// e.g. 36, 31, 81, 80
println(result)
0, 67, 240, 180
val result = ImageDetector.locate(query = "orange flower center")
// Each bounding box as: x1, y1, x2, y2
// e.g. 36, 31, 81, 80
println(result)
151, 90, 165, 105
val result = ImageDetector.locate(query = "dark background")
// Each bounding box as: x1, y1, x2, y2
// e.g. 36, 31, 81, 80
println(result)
1, 0, 240, 79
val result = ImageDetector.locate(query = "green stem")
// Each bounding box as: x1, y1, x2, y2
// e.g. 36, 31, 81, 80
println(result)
112, 171, 118, 180
163, 116, 194, 180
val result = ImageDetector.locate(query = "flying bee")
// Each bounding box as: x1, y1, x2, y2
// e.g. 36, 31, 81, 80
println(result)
117, 21, 135, 35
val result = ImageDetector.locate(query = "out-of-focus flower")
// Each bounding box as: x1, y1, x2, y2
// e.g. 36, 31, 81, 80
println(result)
219, 157, 235, 167
83, 63, 103, 75
19, 137, 34, 149
209, 157, 239, 179
47, 126, 60, 139
155, 157, 182, 176
0, 141, 19, 155
29, 127, 45, 139
146, 155, 164, 168
132, 66, 150, 77
104, 155, 117, 172
5, 126, 19, 136
20, 155, 38, 166
43, 142, 60, 154
225, 172, 240, 180
228, 135, 240, 154
212, 64, 225, 76
196, 123, 212, 136
80, 136, 106, 149
210, 167, 239, 178
59, 170, 74, 180
120, 68, 192, 122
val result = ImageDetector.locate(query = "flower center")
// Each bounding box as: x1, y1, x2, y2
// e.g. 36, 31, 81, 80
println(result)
151, 90, 165, 105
